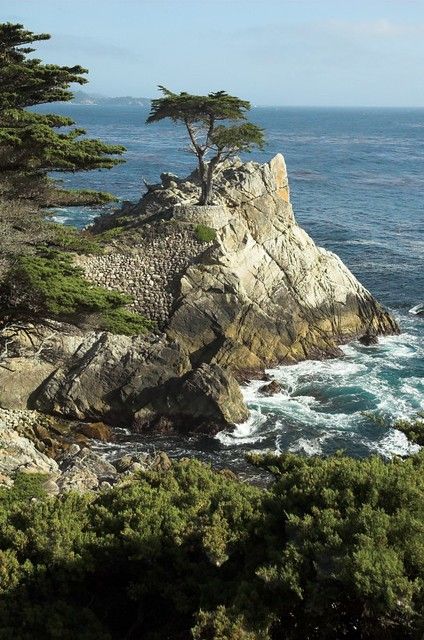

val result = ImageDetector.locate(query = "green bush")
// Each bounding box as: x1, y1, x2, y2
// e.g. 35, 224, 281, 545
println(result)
45, 188, 118, 207
101, 307, 153, 336
392, 415, 424, 445
0, 454, 423, 638
45, 222, 103, 254
97, 226, 126, 243
1, 251, 152, 335
195, 224, 216, 243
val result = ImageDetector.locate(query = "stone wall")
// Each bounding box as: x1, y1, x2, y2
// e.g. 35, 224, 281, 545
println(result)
75, 225, 209, 328
172, 204, 231, 229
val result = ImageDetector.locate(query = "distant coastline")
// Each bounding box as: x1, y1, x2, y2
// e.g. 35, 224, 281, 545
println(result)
70, 90, 150, 106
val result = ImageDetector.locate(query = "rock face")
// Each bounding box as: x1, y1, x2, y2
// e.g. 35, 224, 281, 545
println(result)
162, 154, 398, 372
0, 322, 247, 433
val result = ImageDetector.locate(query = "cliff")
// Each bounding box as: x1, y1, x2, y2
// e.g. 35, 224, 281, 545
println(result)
0, 154, 398, 435
162, 154, 398, 371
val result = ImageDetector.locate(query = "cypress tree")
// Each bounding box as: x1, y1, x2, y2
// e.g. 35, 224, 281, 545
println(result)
0, 23, 125, 201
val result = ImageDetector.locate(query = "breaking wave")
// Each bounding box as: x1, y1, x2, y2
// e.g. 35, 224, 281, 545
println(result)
217, 312, 423, 460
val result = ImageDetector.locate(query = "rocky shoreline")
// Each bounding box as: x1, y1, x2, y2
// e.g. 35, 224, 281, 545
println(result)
0, 154, 399, 487
0, 407, 175, 492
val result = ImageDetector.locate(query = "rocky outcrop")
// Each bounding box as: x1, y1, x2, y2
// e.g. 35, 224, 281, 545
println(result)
84, 153, 398, 376
133, 363, 249, 434
161, 154, 398, 372
0, 154, 398, 436
0, 322, 247, 433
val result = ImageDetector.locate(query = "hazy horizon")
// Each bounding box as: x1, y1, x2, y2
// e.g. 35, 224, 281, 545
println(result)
64, 90, 424, 109
2, 0, 424, 108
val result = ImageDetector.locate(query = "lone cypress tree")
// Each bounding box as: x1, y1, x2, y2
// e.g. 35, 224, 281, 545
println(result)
0, 23, 125, 201
147, 87, 264, 205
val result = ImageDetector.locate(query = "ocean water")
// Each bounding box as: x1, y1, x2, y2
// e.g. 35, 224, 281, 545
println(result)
40, 104, 424, 465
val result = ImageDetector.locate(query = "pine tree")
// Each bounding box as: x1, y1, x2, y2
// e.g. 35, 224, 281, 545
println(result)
147, 87, 264, 205
0, 23, 125, 201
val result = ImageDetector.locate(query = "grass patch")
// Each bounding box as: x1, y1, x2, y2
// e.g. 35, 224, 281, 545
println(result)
45, 223, 103, 254
195, 223, 216, 243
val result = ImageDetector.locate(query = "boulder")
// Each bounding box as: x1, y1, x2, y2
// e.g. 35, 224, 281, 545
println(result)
134, 363, 249, 434
258, 380, 285, 396
0, 410, 59, 478
359, 333, 379, 346
34, 331, 191, 424
58, 447, 118, 493
75, 422, 114, 442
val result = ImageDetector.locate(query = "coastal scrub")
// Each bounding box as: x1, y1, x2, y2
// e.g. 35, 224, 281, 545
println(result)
0, 454, 423, 638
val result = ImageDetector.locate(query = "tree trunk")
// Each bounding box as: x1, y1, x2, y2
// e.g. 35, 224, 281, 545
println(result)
203, 171, 213, 205
199, 158, 218, 205
198, 156, 208, 205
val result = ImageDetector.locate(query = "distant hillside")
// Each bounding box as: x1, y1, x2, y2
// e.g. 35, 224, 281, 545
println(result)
70, 91, 150, 106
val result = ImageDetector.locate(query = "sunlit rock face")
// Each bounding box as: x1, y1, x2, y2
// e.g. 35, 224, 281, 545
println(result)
165, 153, 398, 373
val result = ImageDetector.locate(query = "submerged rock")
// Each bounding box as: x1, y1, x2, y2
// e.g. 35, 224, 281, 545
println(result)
359, 332, 379, 346
258, 380, 285, 396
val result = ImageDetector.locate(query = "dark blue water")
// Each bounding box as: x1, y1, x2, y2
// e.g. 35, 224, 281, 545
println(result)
41, 105, 424, 464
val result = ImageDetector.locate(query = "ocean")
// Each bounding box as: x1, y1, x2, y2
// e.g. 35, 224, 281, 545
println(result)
41, 104, 424, 471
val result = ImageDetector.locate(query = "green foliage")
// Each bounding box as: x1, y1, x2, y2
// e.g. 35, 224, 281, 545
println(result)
363, 412, 424, 446
45, 188, 118, 207
249, 451, 424, 638
45, 223, 103, 254
0, 23, 124, 201
0, 472, 48, 506
392, 415, 424, 445
0, 250, 151, 335
101, 307, 153, 336
147, 87, 265, 204
211, 123, 265, 154
0, 454, 423, 638
97, 226, 126, 243
192, 606, 264, 639
195, 224, 216, 243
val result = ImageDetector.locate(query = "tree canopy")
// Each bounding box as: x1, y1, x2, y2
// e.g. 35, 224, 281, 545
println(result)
0, 23, 125, 201
147, 87, 264, 204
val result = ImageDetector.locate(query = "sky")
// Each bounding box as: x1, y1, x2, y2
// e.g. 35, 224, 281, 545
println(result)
2, 0, 424, 106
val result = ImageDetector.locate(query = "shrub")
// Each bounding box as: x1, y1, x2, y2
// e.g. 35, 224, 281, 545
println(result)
45, 188, 118, 207
195, 224, 216, 243
0, 455, 423, 638
45, 222, 103, 254
1, 251, 152, 335
98, 226, 126, 243
392, 415, 424, 445
101, 307, 153, 336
